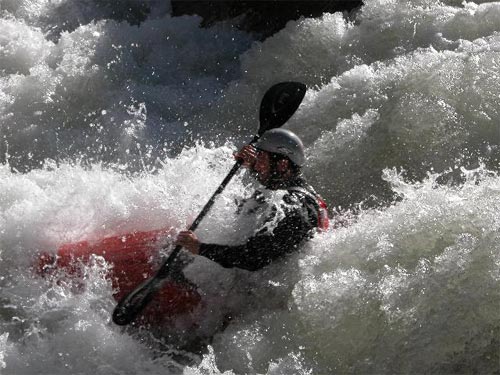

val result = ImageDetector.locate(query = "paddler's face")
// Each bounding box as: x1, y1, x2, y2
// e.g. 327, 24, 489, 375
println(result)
253, 150, 272, 185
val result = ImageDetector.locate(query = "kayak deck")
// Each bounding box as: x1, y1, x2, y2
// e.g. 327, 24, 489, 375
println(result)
36, 227, 201, 324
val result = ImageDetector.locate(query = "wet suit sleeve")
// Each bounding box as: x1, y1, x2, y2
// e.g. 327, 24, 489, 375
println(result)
198, 193, 318, 271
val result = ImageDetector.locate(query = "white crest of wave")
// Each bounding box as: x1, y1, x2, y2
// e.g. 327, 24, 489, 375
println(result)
207, 165, 500, 374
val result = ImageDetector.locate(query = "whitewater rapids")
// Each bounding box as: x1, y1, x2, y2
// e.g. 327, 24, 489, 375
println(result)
0, 0, 499, 373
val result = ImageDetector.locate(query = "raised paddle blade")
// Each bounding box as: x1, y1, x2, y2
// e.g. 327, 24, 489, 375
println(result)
259, 82, 306, 135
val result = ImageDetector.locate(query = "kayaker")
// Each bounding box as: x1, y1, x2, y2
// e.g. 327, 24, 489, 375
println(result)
175, 129, 329, 271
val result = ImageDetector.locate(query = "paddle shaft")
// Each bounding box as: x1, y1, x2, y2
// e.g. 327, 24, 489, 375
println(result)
111, 137, 258, 325
156, 135, 257, 278
157, 166, 240, 277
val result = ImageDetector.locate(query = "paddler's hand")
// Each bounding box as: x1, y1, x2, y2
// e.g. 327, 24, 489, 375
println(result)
234, 145, 257, 169
175, 230, 200, 255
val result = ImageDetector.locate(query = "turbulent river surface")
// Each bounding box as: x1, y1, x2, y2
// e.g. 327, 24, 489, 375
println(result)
1, 0, 499, 374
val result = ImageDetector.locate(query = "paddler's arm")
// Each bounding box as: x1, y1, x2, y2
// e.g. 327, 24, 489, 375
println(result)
176, 198, 317, 271
199, 211, 309, 271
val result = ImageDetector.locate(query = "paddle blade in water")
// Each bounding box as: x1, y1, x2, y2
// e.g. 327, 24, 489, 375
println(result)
112, 277, 162, 325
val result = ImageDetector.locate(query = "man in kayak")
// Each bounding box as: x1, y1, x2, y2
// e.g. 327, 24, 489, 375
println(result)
175, 129, 329, 271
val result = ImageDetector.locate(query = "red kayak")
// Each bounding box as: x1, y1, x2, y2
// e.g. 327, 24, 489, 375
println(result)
36, 227, 201, 325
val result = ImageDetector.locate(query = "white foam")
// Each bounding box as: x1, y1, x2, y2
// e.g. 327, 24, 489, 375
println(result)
209, 166, 500, 374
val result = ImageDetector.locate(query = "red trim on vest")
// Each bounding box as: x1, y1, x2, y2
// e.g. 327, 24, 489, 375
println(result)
317, 197, 330, 231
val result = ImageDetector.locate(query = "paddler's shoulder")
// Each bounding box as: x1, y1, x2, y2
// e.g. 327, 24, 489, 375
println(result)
283, 178, 318, 205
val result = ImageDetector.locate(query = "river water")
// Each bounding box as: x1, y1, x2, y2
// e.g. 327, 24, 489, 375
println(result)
0, 0, 499, 373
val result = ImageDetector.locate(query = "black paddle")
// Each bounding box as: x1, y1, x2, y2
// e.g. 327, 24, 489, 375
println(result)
112, 82, 307, 326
